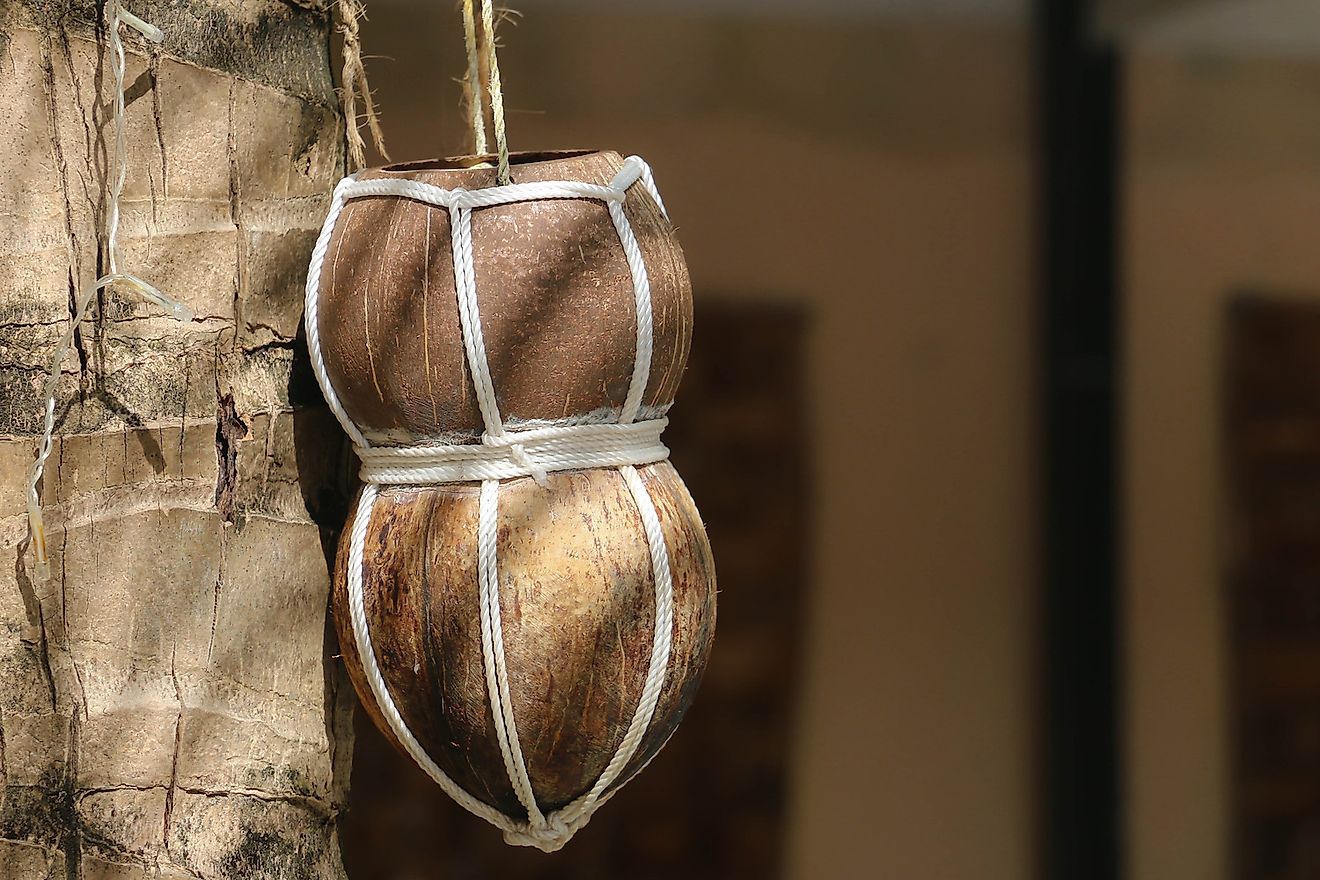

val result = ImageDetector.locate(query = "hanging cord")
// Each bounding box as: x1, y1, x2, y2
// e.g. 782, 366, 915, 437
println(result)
461, 0, 487, 156
337, 0, 389, 171
481, 0, 511, 184
461, 0, 511, 184
26, 0, 192, 582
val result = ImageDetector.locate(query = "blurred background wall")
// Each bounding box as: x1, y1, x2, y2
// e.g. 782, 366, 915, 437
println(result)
339, 1, 1320, 877
1121, 4, 1320, 879
354, 2, 1036, 878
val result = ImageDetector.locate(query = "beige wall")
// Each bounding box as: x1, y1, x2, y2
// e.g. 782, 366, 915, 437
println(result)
1124, 49, 1320, 880
364, 8, 1036, 877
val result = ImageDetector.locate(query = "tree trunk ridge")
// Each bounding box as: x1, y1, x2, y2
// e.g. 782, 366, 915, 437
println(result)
0, 0, 353, 876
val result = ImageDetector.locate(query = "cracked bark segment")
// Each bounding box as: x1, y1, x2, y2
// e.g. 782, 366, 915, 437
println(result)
0, 4, 349, 878
332, 462, 718, 818
317, 150, 694, 440
2, 0, 335, 106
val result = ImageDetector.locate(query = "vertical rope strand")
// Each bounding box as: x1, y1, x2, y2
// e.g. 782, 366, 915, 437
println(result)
337, 0, 389, 170
448, 199, 505, 437
557, 464, 674, 828
461, 0, 488, 156
478, 0, 511, 184
346, 484, 523, 833
477, 479, 546, 826
606, 191, 657, 425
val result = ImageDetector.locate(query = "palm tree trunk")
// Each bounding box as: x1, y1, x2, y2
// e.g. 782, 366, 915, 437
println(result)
0, 0, 352, 876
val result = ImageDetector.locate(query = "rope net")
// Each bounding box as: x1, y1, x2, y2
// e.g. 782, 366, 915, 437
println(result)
305, 156, 679, 851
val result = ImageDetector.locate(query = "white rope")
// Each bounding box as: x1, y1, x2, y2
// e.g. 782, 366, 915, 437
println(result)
358, 420, 669, 485
26, 2, 191, 582
556, 463, 674, 827
304, 174, 369, 450
345, 484, 524, 835
448, 201, 503, 436
610, 198, 655, 424
478, 478, 545, 825
306, 156, 677, 851
339, 175, 621, 210
636, 161, 669, 222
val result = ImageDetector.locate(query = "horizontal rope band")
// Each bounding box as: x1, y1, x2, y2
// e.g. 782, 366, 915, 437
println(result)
339, 154, 654, 214
356, 418, 669, 485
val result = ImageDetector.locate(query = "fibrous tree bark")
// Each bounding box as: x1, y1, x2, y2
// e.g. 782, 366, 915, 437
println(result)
0, 0, 352, 877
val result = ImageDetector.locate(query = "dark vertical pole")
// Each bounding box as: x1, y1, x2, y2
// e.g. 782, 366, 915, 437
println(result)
1036, 1, 1122, 879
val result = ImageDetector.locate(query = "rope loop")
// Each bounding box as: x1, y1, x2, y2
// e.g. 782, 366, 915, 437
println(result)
506, 442, 546, 486
504, 813, 574, 853
480, 431, 544, 485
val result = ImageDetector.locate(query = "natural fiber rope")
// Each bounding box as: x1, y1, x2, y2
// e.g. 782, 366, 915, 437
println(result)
461, 0, 487, 156
26, 2, 191, 581
460, 0, 511, 183
304, 156, 675, 851
337, 0, 389, 171
478, 0, 511, 184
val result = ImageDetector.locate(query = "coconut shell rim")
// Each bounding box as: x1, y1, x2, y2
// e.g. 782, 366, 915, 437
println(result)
368, 149, 620, 177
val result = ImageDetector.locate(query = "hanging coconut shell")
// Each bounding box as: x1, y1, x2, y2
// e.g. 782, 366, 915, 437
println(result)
316, 150, 691, 438
309, 150, 717, 843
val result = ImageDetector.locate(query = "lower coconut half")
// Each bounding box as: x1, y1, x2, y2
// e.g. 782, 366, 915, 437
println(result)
331, 461, 717, 819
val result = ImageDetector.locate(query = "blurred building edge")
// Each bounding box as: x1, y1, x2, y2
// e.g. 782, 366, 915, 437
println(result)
1093, 0, 1203, 37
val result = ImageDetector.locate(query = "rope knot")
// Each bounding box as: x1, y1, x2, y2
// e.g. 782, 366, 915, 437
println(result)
482, 432, 549, 485
504, 813, 574, 853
